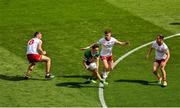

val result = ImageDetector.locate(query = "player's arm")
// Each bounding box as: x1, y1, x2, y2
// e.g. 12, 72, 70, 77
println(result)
146, 46, 153, 59
164, 50, 170, 63
37, 42, 46, 55
81, 42, 99, 50
115, 40, 129, 46
82, 57, 89, 69
161, 50, 170, 67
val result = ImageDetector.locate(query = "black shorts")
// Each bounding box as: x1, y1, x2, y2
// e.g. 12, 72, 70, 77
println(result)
86, 61, 91, 65
154, 59, 165, 65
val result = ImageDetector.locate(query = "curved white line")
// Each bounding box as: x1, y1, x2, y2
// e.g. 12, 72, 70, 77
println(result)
98, 33, 180, 108
98, 83, 107, 108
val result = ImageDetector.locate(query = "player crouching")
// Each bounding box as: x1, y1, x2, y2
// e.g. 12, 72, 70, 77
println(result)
25, 32, 54, 80
82, 44, 108, 85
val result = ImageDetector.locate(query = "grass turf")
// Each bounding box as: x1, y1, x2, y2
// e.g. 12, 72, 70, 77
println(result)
0, 0, 179, 107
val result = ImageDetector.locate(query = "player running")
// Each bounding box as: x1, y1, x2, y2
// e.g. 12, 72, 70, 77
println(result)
146, 35, 170, 87
82, 44, 108, 85
25, 32, 54, 79
81, 29, 129, 80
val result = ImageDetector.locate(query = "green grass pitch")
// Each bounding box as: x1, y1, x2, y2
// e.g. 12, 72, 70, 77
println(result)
0, 0, 180, 107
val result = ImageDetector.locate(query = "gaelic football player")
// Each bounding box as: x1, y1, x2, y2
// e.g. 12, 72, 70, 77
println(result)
146, 35, 170, 87
82, 29, 129, 80
25, 32, 54, 79
82, 44, 108, 85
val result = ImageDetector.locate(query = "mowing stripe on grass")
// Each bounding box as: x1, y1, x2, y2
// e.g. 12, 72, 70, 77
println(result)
98, 33, 180, 108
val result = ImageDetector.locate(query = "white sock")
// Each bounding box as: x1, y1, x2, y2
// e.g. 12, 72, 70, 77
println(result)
102, 71, 107, 79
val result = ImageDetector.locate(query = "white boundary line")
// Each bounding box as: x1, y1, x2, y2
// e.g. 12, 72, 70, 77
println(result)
98, 33, 180, 108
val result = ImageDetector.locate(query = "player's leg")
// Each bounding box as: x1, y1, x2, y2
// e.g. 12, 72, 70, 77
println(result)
102, 59, 109, 79
108, 55, 113, 70
107, 59, 113, 75
89, 69, 100, 83
24, 62, 36, 79
92, 69, 108, 85
160, 61, 167, 86
102, 59, 109, 71
103, 56, 113, 79
153, 61, 161, 83
40, 55, 54, 79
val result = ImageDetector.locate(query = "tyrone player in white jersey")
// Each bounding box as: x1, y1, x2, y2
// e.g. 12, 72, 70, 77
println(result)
81, 29, 129, 80
146, 35, 170, 87
25, 32, 54, 79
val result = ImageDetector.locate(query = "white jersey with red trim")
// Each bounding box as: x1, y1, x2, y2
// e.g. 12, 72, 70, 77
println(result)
27, 38, 42, 54
98, 37, 117, 56
152, 41, 169, 60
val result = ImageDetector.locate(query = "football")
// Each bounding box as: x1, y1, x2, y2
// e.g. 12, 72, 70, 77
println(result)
89, 62, 97, 70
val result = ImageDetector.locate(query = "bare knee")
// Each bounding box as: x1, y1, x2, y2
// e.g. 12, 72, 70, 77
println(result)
41, 55, 51, 62
47, 57, 51, 62
153, 67, 157, 72
160, 66, 165, 71
45, 57, 51, 63
29, 63, 36, 71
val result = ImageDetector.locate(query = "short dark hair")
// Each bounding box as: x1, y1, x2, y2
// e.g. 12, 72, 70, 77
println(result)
34, 32, 42, 37
157, 34, 164, 39
104, 29, 111, 34
92, 44, 99, 49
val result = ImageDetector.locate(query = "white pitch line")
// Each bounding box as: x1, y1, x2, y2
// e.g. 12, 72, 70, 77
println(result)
98, 83, 107, 108
98, 33, 180, 108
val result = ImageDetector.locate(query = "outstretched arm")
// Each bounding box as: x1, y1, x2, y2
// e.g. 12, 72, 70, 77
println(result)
81, 42, 99, 50
116, 40, 129, 46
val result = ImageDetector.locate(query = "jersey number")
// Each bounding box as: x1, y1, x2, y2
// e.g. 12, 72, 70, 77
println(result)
28, 39, 34, 45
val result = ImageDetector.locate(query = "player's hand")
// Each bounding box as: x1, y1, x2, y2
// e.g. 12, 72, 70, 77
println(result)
81, 47, 90, 50
81, 46, 91, 50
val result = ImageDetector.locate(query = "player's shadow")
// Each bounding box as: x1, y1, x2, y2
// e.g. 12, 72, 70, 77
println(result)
57, 75, 98, 88
0, 74, 45, 81
0, 74, 25, 81
56, 81, 98, 88
114, 79, 160, 86
169, 22, 180, 25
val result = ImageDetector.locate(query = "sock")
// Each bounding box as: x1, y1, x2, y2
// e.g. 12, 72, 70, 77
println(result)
157, 76, 161, 80
102, 72, 107, 79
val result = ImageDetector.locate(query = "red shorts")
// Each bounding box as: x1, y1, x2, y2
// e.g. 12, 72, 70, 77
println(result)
27, 54, 42, 63
154, 59, 165, 65
100, 55, 113, 61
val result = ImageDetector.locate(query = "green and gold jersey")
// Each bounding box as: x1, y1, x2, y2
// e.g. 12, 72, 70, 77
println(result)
84, 49, 100, 62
